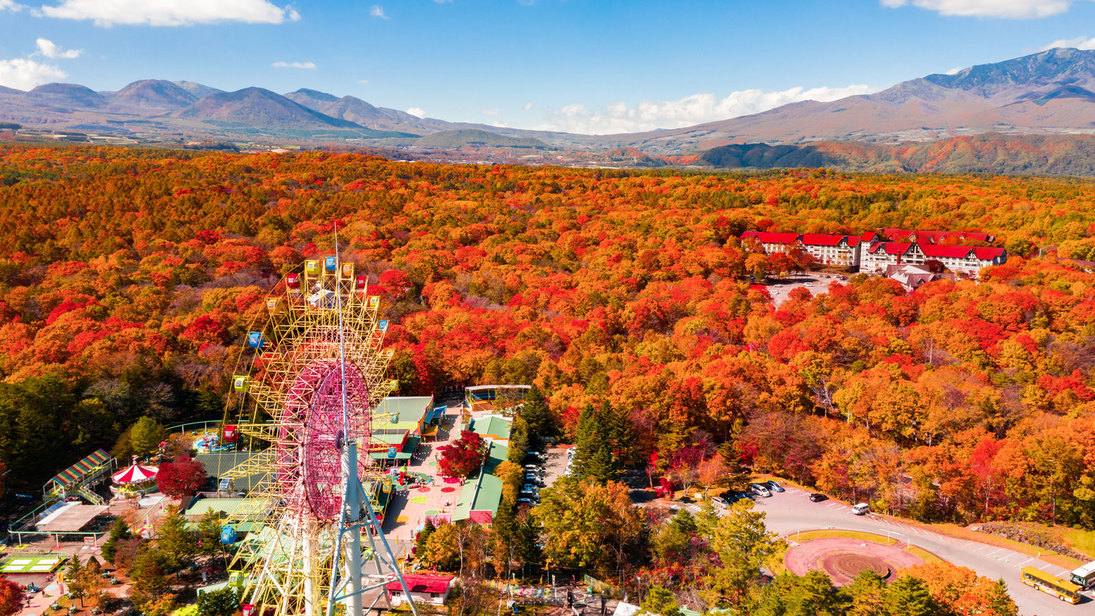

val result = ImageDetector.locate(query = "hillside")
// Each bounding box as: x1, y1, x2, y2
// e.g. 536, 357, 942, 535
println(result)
173, 87, 363, 129
699, 133, 1095, 175
601, 48, 1095, 152
415, 129, 548, 148
110, 79, 198, 111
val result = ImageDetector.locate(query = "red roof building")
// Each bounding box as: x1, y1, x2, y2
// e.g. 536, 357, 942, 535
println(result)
740, 228, 1005, 277
386, 573, 456, 606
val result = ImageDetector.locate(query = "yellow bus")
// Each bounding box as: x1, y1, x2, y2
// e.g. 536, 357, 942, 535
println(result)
1021, 566, 1081, 604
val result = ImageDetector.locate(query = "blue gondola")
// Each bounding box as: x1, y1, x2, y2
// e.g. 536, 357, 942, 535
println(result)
247, 332, 264, 349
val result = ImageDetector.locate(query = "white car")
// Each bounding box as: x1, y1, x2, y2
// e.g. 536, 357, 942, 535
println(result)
852, 503, 870, 516
749, 483, 772, 498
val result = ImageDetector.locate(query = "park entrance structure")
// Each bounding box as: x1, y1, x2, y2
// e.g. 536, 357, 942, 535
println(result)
222, 256, 416, 616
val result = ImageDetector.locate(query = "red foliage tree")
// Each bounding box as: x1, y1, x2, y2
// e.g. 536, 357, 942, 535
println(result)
0, 577, 25, 616
155, 457, 207, 499
437, 430, 488, 479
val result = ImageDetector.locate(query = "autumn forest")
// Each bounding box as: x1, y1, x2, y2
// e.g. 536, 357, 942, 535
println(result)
1, 144, 1095, 539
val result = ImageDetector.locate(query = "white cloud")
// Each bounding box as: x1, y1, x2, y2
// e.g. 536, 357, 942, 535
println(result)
358, 79, 369, 84
370, 4, 387, 19
0, 58, 65, 90
523, 102, 533, 110
38, 0, 300, 26
944, 66, 963, 74
1037, 36, 1095, 50
35, 38, 81, 59
880, 0, 1084, 18
272, 60, 316, 69
406, 107, 424, 117
536, 84, 877, 135
482, 108, 500, 116
0, 0, 25, 12
433, 0, 452, 3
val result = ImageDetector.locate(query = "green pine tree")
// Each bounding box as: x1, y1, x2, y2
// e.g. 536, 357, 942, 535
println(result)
102, 517, 132, 564
573, 402, 624, 483
882, 576, 937, 616
155, 509, 197, 573
507, 416, 530, 463
521, 384, 553, 445
416, 518, 436, 558
130, 417, 168, 457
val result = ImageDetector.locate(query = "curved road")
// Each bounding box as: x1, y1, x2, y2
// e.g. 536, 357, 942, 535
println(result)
717, 487, 1088, 616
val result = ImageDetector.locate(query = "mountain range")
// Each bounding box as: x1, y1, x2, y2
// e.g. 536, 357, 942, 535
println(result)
5, 48, 1095, 173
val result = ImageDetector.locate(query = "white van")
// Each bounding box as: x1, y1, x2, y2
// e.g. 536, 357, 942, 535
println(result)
852, 503, 870, 516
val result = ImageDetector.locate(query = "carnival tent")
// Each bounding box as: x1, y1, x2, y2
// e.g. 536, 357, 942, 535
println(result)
112, 461, 158, 485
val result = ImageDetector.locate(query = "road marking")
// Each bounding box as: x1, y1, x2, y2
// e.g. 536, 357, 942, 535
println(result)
1016, 557, 1035, 567
985, 548, 1005, 557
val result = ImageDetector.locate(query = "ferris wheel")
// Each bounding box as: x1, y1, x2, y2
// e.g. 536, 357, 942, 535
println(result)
220, 255, 416, 616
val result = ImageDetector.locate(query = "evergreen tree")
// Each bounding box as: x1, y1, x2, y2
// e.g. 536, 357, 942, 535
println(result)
572, 402, 623, 483
197, 587, 239, 616
130, 417, 168, 457
514, 516, 543, 575
507, 416, 530, 463
102, 517, 132, 564
416, 518, 436, 558
987, 579, 1018, 616
753, 571, 842, 616
196, 510, 223, 559
841, 569, 886, 616
882, 576, 937, 616
521, 384, 553, 445
155, 508, 197, 573
490, 503, 518, 578
700, 500, 784, 607
66, 556, 86, 608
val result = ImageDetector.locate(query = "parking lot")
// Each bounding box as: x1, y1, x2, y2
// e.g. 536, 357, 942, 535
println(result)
764, 273, 849, 307
696, 485, 1092, 615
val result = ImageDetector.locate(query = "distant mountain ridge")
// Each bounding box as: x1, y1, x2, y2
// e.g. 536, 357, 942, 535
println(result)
606, 48, 1095, 153
4, 48, 1095, 173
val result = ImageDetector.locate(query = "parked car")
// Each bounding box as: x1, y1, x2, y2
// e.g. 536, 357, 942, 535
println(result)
712, 495, 730, 506
852, 503, 870, 515
735, 490, 753, 501
808, 493, 828, 502
750, 483, 772, 498
765, 480, 785, 493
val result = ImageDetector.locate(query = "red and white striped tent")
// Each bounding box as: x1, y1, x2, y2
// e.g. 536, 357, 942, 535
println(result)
111, 461, 158, 485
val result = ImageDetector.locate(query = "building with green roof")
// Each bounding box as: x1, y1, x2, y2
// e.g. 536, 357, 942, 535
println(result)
468, 414, 512, 442
452, 440, 509, 524
367, 396, 433, 464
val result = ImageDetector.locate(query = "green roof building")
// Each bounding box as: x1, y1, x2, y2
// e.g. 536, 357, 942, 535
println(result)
453, 440, 509, 524
468, 414, 512, 441
368, 396, 433, 463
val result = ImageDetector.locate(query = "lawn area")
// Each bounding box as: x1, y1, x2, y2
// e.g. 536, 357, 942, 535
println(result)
790, 529, 898, 545
0, 553, 65, 574
1056, 527, 1095, 562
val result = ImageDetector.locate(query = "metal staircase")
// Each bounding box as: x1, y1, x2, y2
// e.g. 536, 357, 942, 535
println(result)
76, 486, 105, 505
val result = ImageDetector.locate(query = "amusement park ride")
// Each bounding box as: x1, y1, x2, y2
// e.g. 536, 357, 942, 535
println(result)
220, 250, 417, 616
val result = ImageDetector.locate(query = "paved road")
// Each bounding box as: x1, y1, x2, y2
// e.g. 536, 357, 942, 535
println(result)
706, 487, 1088, 616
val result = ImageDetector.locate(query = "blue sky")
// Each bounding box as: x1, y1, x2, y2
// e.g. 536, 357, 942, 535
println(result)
2, 0, 1095, 133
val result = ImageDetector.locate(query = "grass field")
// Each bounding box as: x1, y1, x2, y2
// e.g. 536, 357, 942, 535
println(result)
1057, 527, 1095, 562
0, 554, 64, 574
